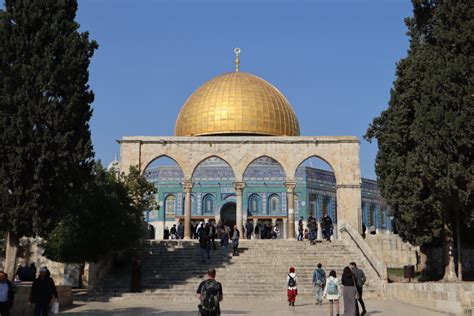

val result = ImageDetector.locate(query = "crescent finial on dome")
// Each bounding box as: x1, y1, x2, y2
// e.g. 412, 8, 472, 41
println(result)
234, 48, 241, 72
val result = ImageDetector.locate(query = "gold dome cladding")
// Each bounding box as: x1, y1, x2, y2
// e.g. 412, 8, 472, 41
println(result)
175, 72, 300, 136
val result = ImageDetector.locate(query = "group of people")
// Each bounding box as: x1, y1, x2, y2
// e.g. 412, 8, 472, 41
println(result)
0, 266, 58, 316
297, 213, 334, 243
197, 221, 241, 263
163, 222, 184, 240
287, 262, 367, 316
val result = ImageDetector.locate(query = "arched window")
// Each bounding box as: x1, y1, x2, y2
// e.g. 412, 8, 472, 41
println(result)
249, 194, 260, 214
268, 194, 280, 213
369, 204, 375, 227
309, 194, 317, 217
165, 195, 176, 215
203, 194, 214, 214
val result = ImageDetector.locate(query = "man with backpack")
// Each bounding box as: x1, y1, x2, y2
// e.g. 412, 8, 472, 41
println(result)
312, 263, 326, 305
196, 268, 223, 316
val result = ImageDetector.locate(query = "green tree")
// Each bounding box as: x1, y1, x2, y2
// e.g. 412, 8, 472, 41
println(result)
0, 0, 97, 278
366, 0, 473, 280
44, 163, 148, 263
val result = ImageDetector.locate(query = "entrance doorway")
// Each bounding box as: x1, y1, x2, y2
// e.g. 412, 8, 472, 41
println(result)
220, 202, 236, 228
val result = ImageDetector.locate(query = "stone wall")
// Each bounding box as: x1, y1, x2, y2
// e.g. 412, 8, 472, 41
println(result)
0, 237, 80, 286
364, 234, 419, 268
387, 283, 474, 315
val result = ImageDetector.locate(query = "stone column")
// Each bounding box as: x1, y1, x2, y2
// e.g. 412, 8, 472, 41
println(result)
285, 181, 296, 240
234, 182, 246, 235
282, 218, 288, 239
182, 180, 194, 240
336, 184, 362, 236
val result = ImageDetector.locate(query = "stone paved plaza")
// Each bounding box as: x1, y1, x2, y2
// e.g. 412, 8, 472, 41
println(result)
62, 298, 449, 316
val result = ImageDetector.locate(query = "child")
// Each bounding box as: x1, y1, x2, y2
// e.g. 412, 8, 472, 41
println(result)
323, 270, 341, 316
287, 267, 298, 306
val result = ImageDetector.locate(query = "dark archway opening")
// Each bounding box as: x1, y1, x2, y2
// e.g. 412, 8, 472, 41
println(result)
221, 202, 237, 231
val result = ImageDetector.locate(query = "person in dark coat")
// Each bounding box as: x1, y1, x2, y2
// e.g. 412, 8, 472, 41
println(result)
163, 226, 170, 240
341, 266, 357, 316
29, 267, 58, 316
321, 214, 333, 241
0, 271, 14, 316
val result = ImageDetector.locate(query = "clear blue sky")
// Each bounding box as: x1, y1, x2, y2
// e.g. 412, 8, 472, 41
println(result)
75, 0, 412, 179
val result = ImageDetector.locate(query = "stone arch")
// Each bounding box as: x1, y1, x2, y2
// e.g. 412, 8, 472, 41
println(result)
191, 155, 236, 179
142, 155, 186, 178
292, 154, 338, 185
242, 155, 287, 180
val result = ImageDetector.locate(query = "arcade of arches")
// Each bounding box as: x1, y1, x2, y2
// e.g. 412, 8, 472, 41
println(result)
118, 62, 391, 240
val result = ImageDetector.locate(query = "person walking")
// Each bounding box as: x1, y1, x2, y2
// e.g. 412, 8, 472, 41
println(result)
220, 225, 229, 260
209, 222, 217, 250
308, 218, 317, 245
297, 217, 304, 241
273, 224, 280, 239
170, 224, 177, 239
245, 221, 253, 240
312, 263, 326, 305
231, 225, 240, 256
196, 268, 223, 316
197, 222, 205, 238
286, 267, 298, 306
30, 267, 58, 316
199, 232, 211, 263
350, 262, 367, 315
321, 213, 333, 241
341, 266, 357, 316
254, 221, 260, 239
323, 270, 341, 316
0, 271, 14, 316
177, 222, 184, 239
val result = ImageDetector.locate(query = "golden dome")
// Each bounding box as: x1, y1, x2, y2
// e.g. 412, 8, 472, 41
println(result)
175, 72, 300, 136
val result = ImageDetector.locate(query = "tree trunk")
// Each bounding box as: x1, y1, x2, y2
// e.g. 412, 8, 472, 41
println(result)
4, 232, 19, 281
417, 245, 428, 273
455, 208, 463, 280
443, 224, 458, 281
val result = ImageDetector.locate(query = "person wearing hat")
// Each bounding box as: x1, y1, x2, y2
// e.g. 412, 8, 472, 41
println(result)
29, 267, 58, 316
286, 267, 298, 306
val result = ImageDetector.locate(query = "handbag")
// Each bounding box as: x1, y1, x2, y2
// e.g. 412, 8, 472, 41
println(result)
51, 299, 59, 314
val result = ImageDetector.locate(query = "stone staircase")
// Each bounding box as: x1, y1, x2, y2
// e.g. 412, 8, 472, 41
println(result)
100, 239, 385, 301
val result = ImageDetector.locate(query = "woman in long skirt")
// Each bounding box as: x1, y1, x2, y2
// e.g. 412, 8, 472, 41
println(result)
341, 266, 357, 315
287, 267, 298, 306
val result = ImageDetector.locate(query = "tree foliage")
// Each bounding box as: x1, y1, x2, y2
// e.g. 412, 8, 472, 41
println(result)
366, 0, 473, 247
0, 0, 97, 238
44, 163, 151, 263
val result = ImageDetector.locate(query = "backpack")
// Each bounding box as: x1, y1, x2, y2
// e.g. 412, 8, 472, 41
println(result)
327, 279, 338, 295
317, 269, 326, 285
288, 274, 296, 287
200, 280, 220, 311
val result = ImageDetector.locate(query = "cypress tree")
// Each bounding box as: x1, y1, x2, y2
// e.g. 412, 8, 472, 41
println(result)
0, 0, 97, 278
366, 0, 473, 280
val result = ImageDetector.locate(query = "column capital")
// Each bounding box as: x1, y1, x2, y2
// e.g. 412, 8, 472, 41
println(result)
284, 181, 296, 192
233, 181, 246, 192
182, 180, 194, 193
